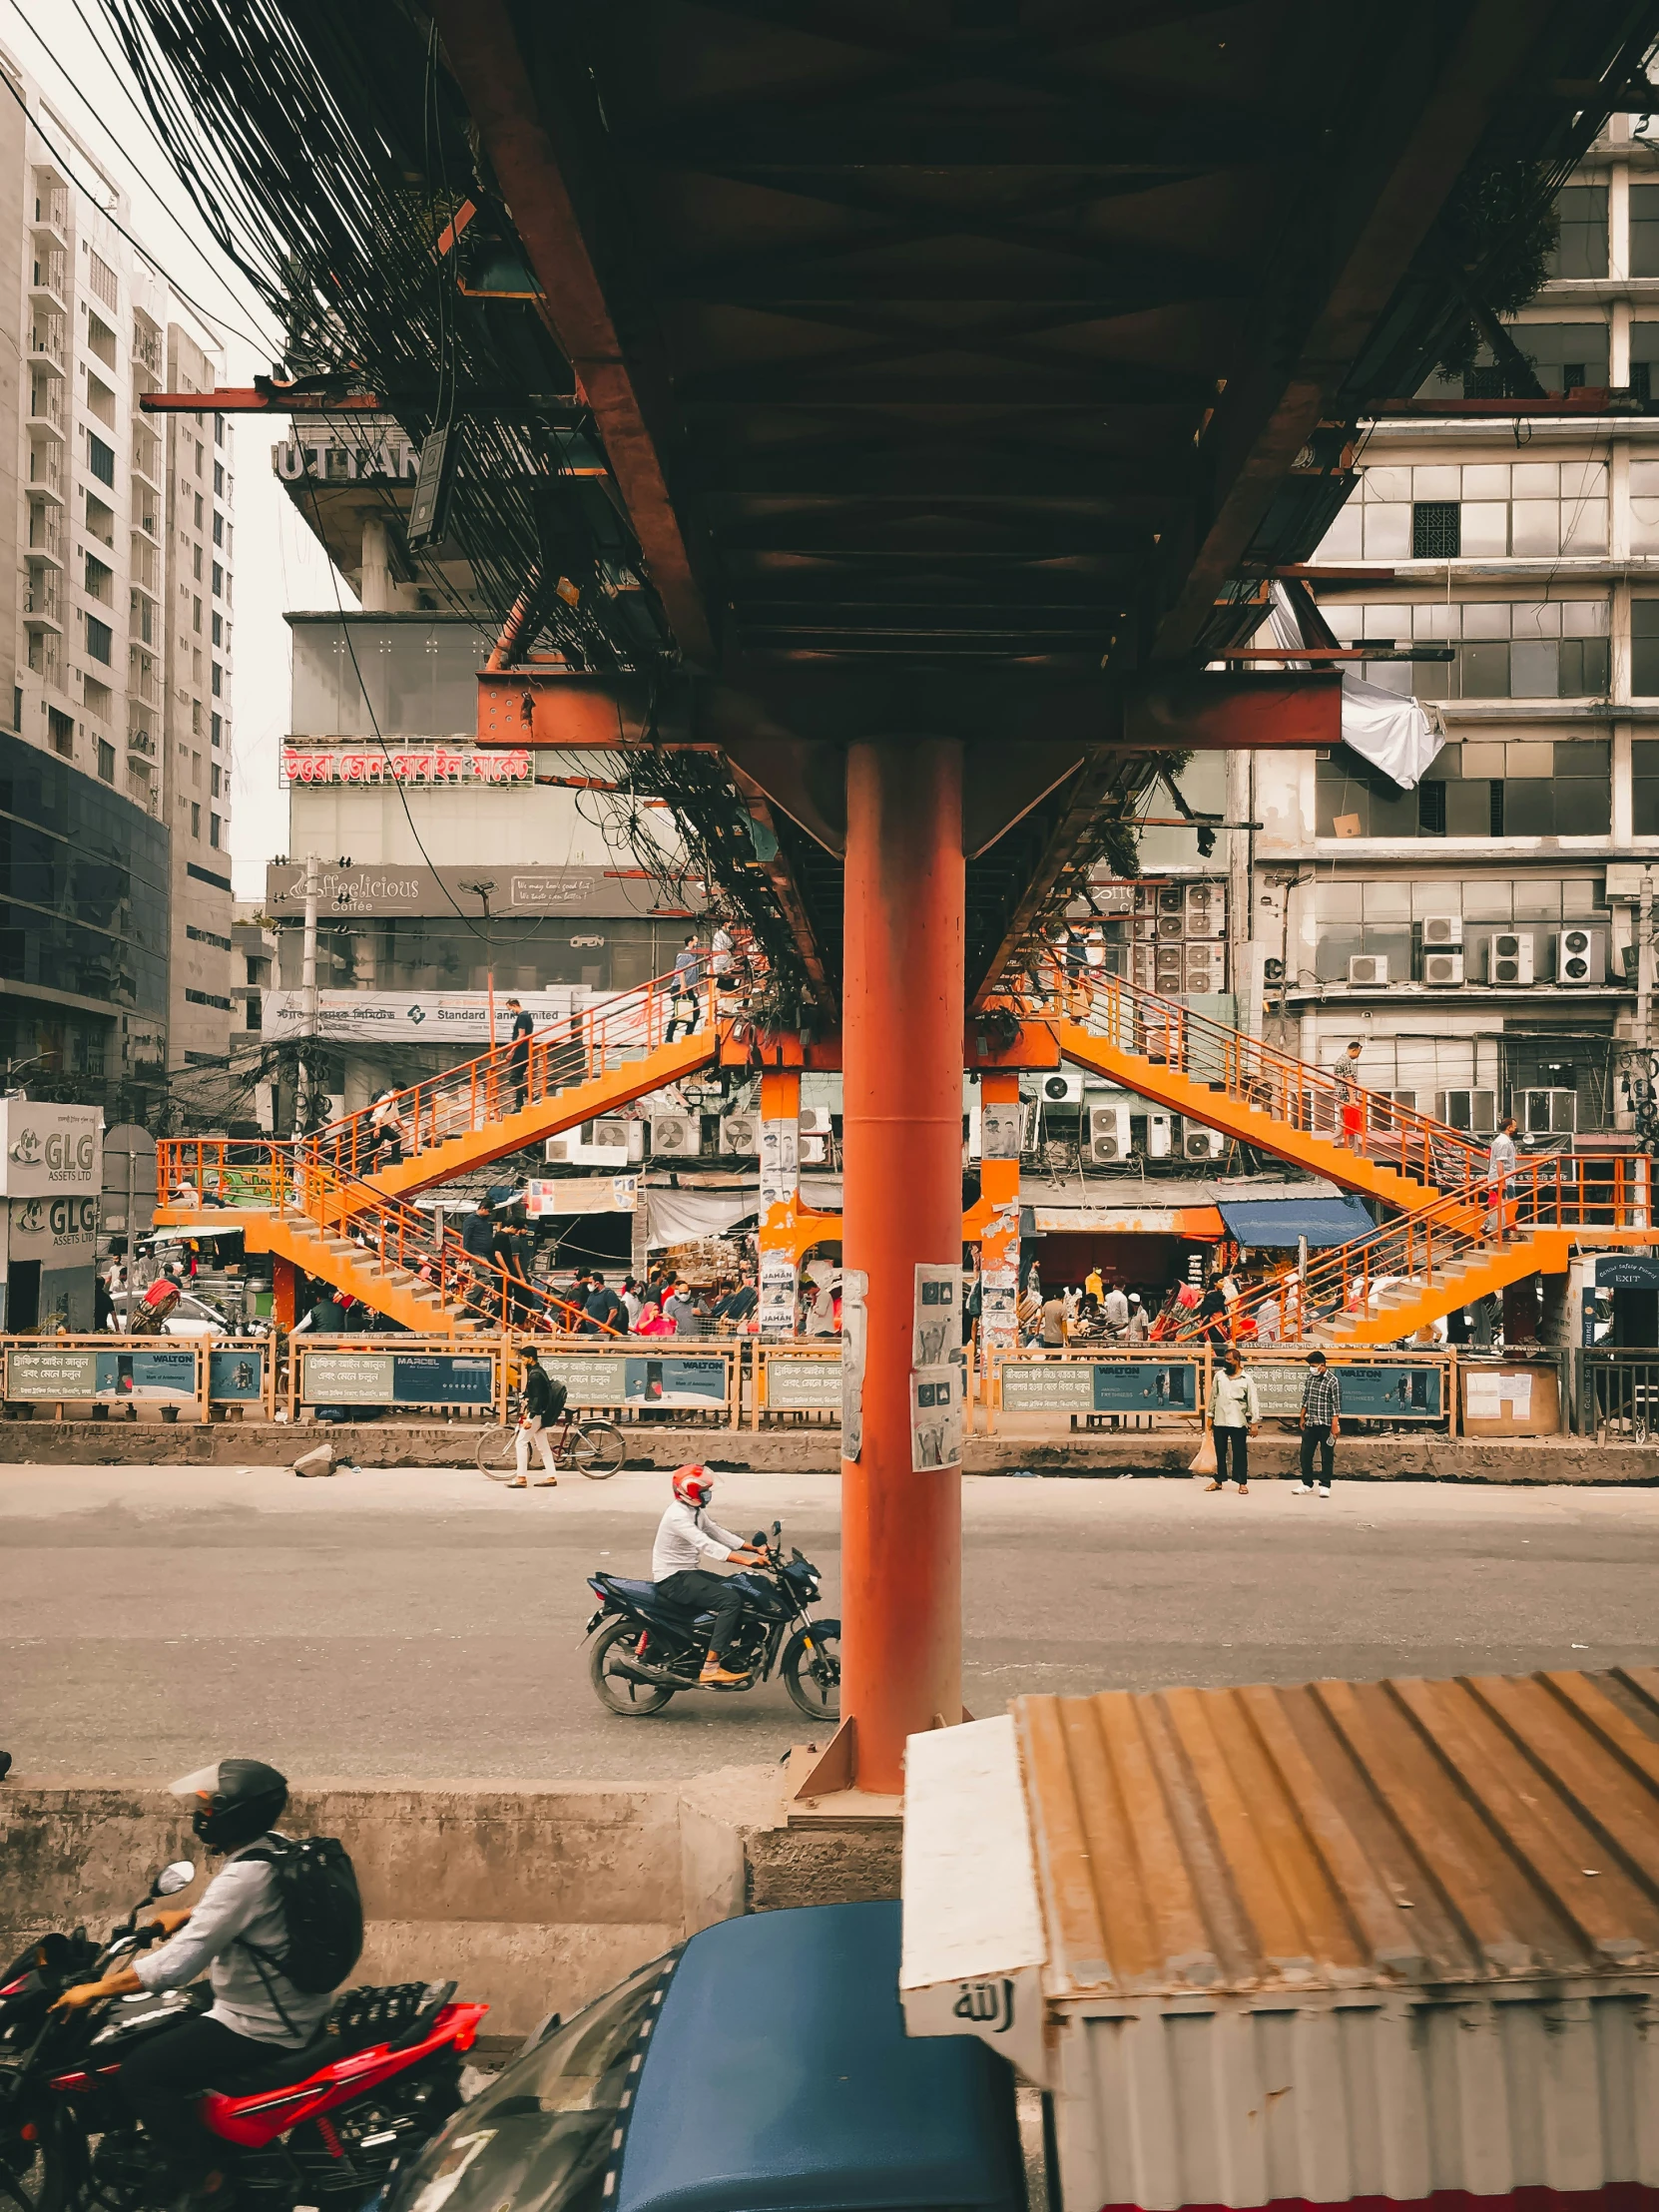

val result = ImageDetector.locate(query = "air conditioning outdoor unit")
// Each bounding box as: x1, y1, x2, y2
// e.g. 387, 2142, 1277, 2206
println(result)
1516, 1086, 1577, 1136
800, 1133, 830, 1166
1487, 931, 1534, 986
719, 1113, 760, 1155
1551, 926, 1605, 984
1088, 1105, 1132, 1163
798, 1106, 833, 1137
1185, 882, 1225, 937
1156, 912, 1186, 940
546, 1117, 640, 1166
1182, 1121, 1227, 1161
1420, 914, 1463, 948
1039, 1071, 1084, 1105
1422, 951, 1465, 986
1130, 944, 1158, 990
1155, 948, 1185, 992
1184, 942, 1227, 993
1144, 1110, 1174, 1159
649, 1113, 701, 1157
1433, 1087, 1497, 1134
1158, 884, 1185, 914
1348, 954, 1388, 986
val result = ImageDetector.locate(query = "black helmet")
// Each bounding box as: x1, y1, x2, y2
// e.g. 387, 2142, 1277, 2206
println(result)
171, 1757, 288, 1852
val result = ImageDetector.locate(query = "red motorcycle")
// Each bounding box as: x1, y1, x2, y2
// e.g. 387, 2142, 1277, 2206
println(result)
0, 1863, 485, 2212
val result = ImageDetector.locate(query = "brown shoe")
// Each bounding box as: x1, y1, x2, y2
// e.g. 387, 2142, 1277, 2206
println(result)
505, 1475, 526, 1488
698, 1663, 749, 1686
533, 1475, 559, 1487
1237, 1482, 1250, 1494
1204, 1479, 1223, 1491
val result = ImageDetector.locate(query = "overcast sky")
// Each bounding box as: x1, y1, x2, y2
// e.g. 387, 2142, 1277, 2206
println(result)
11, 0, 349, 900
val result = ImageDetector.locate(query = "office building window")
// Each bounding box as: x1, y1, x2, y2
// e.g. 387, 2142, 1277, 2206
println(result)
87, 431, 115, 487
213, 510, 224, 545
84, 553, 113, 603
194, 491, 204, 529
1321, 740, 1609, 839
1546, 184, 1609, 277
1634, 601, 1659, 695
97, 739, 115, 784
1634, 184, 1659, 277
84, 614, 112, 664
1325, 598, 1609, 700
212, 561, 223, 598
214, 411, 225, 445
190, 801, 201, 838
214, 461, 224, 496
211, 662, 222, 697
209, 813, 222, 848
1412, 501, 1460, 558
1631, 740, 1659, 833
212, 613, 223, 647
211, 712, 222, 748
193, 544, 203, 580
48, 707, 73, 757
193, 597, 202, 633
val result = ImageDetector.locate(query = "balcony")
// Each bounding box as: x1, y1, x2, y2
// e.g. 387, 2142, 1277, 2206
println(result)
130, 533, 158, 592
127, 719, 155, 759
27, 443, 63, 500
24, 569, 63, 631
32, 182, 70, 245
28, 504, 64, 564
132, 320, 162, 375
132, 430, 161, 487
27, 314, 66, 370
29, 248, 67, 307
26, 379, 64, 434
26, 633, 61, 686
129, 652, 161, 707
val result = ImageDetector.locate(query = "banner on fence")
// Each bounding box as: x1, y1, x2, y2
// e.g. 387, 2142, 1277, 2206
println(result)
999, 1360, 1199, 1415
6, 1347, 196, 1402
1248, 1361, 1442, 1421
535, 1350, 730, 1410
765, 1356, 842, 1411
209, 1348, 268, 1402
299, 1351, 494, 1405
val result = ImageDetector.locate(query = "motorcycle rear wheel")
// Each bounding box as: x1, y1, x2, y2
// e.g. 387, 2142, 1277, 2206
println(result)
590, 1616, 677, 1716
781, 1620, 841, 1722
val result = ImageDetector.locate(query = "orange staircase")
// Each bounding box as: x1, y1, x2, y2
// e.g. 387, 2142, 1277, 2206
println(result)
1004, 964, 1488, 1211
306, 969, 722, 1197
1177, 1151, 1658, 1349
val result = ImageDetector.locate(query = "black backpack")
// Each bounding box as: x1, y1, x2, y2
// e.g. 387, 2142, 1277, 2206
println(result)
242, 1836, 364, 1995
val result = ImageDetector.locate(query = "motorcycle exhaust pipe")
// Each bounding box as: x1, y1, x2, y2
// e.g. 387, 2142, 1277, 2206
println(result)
610, 1655, 703, 1690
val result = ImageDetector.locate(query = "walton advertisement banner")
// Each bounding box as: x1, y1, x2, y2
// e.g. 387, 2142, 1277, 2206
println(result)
6, 1348, 196, 1403
264, 858, 702, 919
0, 1104, 102, 1199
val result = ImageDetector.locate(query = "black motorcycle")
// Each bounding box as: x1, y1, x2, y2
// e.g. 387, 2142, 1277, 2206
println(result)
0, 1862, 482, 2212
585, 1519, 840, 1720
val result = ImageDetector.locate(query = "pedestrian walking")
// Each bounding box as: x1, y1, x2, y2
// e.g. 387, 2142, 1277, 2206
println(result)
1484, 1114, 1518, 1237
1335, 1039, 1367, 1155
505, 997, 535, 1115
665, 935, 703, 1041
581, 1272, 627, 1336
1205, 1351, 1260, 1493
1039, 1289, 1068, 1347
506, 1353, 565, 1488
1290, 1349, 1340, 1497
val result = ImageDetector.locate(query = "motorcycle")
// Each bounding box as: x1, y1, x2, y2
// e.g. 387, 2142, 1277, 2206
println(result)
0, 1861, 486, 2212
585, 1519, 840, 1721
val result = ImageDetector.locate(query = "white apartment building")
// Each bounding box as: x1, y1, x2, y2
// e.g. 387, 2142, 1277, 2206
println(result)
1251, 116, 1659, 1144
2, 45, 235, 1109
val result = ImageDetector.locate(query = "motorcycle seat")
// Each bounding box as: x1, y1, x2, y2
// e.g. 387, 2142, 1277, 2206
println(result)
597, 1573, 660, 1603
213, 2024, 341, 2095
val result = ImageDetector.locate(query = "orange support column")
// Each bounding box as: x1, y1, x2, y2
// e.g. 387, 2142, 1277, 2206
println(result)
758, 1067, 802, 1338
976, 1069, 1022, 1375
272, 1256, 296, 1333
840, 738, 964, 1794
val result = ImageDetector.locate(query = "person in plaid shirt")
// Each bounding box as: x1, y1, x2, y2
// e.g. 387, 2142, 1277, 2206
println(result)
1291, 1351, 1340, 1497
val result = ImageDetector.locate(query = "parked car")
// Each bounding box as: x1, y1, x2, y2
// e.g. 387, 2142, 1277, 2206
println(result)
389, 1903, 1025, 2212
108, 1288, 231, 1338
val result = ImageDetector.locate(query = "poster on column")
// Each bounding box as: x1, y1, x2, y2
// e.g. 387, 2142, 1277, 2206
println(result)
759, 1250, 798, 1340
913, 1263, 960, 1369
911, 1363, 963, 1470
980, 1103, 1023, 1160
841, 1269, 867, 1460
759, 1117, 799, 1212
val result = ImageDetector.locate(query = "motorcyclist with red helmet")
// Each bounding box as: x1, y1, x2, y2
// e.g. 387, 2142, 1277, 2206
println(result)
651, 1466, 766, 1686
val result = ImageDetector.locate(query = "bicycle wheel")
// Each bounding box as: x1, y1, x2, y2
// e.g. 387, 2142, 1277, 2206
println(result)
566, 1418, 626, 1478
475, 1424, 521, 1478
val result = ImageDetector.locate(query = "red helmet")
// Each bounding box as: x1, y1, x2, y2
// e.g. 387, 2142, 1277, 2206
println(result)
673, 1463, 714, 1509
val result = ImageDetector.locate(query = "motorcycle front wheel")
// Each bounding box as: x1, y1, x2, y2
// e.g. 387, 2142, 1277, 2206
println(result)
589, 1616, 677, 1716
781, 1620, 841, 1722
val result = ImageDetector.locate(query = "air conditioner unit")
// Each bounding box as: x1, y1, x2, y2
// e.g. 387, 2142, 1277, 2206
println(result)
1182, 1121, 1227, 1161
1348, 954, 1388, 986
546, 1117, 641, 1166
801, 1132, 830, 1166
1039, 1070, 1084, 1105
1422, 951, 1464, 986
1087, 1104, 1132, 1163
1154, 947, 1185, 991
1420, 914, 1463, 949
1371, 1087, 1418, 1132
588, 1117, 631, 1153
1185, 882, 1225, 937
1156, 912, 1186, 941
1550, 926, 1605, 985
1130, 944, 1158, 989
1144, 1110, 1174, 1160
1184, 942, 1227, 994
1487, 931, 1534, 986
1433, 1087, 1497, 1135
1157, 883, 1185, 913
650, 1113, 701, 1157
1132, 915, 1159, 942
720, 1113, 760, 1155
1516, 1086, 1577, 1136
798, 1106, 833, 1137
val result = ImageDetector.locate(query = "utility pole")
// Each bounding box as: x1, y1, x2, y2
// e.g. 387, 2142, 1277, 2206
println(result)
299, 852, 319, 1132
1640, 867, 1655, 1054
460, 879, 497, 1050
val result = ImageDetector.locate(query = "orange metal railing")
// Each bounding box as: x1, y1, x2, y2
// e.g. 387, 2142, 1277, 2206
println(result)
1171, 1149, 1654, 1347
999, 958, 1491, 1199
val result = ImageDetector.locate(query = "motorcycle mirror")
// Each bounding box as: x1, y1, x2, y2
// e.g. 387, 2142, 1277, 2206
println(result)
153, 1862, 198, 1899
772, 1519, 782, 1537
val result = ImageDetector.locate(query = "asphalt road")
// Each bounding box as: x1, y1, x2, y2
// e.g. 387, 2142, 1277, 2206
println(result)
4, 1465, 1658, 1782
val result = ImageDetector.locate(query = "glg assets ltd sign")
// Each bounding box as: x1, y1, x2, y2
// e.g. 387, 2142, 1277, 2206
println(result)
0, 1103, 102, 1198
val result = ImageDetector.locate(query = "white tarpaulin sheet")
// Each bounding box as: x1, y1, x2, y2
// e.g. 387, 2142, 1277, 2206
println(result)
1268, 581, 1443, 790
645, 1186, 756, 1247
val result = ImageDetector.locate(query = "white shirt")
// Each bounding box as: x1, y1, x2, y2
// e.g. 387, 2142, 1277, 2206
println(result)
1488, 1132, 1517, 1183
1209, 1369, 1261, 1427
623, 1290, 643, 1330
133, 1833, 333, 2046
653, 1499, 744, 1580
1102, 1288, 1129, 1328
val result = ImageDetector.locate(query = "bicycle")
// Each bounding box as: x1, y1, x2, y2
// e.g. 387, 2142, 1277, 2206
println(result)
475, 1406, 627, 1479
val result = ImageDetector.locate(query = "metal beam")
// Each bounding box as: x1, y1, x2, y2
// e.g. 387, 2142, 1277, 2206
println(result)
1153, 0, 1563, 660
428, 0, 717, 667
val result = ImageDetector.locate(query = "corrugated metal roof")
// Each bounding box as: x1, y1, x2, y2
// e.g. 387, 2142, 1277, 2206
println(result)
1013, 1668, 1659, 1998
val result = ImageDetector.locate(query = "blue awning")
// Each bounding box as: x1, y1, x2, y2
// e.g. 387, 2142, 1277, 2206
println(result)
1217, 1195, 1375, 1248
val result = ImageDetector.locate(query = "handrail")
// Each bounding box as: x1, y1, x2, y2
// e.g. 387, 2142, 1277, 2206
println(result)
1172, 1149, 1653, 1347
1000, 956, 1490, 1197
302, 965, 724, 1181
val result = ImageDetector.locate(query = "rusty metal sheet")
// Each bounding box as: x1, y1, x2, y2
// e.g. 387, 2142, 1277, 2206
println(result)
1013, 1668, 1659, 1996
